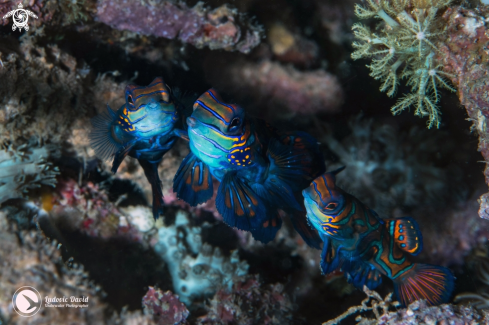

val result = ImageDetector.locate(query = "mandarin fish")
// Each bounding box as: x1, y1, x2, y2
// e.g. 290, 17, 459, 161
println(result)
173, 89, 325, 246
90, 77, 188, 220
303, 168, 454, 307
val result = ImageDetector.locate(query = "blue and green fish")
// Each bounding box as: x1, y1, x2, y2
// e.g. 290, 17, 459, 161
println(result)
173, 89, 325, 246
303, 168, 455, 306
90, 77, 187, 220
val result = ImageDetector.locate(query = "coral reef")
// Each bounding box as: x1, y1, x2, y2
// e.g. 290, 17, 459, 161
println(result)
207, 59, 343, 118
0, 138, 59, 205
324, 287, 489, 325
351, 0, 455, 128
142, 287, 189, 325
319, 116, 466, 216
154, 209, 249, 305
198, 275, 293, 325
435, 5, 489, 220
0, 211, 107, 324
96, 0, 262, 53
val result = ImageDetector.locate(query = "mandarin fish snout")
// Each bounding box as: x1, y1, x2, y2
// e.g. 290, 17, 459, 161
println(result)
305, 169, 455, 308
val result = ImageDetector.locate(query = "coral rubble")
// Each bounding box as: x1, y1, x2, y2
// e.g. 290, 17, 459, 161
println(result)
198, 275, 294, 325
96, 0, 262, 53
0, 211, 107, 324
324, 287, 488, 325
154, 210, 249, 305
142, 287, 189, 325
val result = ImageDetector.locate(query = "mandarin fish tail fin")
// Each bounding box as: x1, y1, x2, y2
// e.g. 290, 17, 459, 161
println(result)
173, 152, 213, 206
138, 159, 165, 220
393, 263, 454, 307
289, 209, 322, 249
386, 217, 423, 256
89, 105, 123, 162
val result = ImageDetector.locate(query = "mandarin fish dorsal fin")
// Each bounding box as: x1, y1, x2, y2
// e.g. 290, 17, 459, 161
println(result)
106, 104, 117, 118
173, 152, 213, 206
215, 173, 268, 240
387, 217, 423, 256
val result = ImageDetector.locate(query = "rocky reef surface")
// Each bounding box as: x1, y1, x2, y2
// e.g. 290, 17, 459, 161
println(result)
1, 0, 489, 324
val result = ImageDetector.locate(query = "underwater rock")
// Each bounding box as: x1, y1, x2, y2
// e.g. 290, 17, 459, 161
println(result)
267, 23, 319, 67
437, 6, 489, 220
0, 138, 59, 205
96, 0, 262, 53
208, 59, 343, 117
197, 275, 293, 325
0, 211, 107, 324
142, 287, 189, 325
154, 209, 249, 305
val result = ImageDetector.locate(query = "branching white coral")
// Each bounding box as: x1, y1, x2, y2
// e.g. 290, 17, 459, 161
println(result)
352, 0, 455, 128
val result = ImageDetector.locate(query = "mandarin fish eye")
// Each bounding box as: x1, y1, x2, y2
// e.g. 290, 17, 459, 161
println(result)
325, 202, 338, 210
229, 117, 241, 130
127, 95, 134, 105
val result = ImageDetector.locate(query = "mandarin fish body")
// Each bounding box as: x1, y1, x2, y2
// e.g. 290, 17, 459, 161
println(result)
90, 77, 187, 220
173, 89, 325, 246
303, 168, 454, 307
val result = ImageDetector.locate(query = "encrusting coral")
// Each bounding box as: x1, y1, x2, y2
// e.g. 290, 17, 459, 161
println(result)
96, 0, 262, 53
352, 0, 455, 128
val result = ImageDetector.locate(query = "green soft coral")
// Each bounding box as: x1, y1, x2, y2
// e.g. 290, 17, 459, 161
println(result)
351, 0, 455, 128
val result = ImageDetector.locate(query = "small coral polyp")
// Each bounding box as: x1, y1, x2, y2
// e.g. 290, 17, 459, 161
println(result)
352, 0, 455, 128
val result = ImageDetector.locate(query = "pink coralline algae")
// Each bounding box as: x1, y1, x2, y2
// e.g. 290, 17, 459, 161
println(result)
142, 287, 189, 325
197, 276, 293, 325
209, 60, 343, 116
437, 6, 489, 220
96, 0, 262, 53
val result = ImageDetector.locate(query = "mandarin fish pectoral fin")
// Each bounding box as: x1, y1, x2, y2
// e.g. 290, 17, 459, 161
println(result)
173, 129, 189, 141
173, 152, 213, 206
111, 139, 137, 174
89, 105, 124, 162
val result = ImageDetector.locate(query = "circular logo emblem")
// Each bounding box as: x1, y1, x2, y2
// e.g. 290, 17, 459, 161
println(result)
12, 286, 42, 317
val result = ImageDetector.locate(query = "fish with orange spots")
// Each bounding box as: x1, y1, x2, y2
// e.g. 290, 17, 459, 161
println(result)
303, 167, 455, 307
173, 89, 325, 245
90, 77, 188, 220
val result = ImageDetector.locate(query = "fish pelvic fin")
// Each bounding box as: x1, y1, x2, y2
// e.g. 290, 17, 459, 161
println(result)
393, 263, 454, 307
387, 217, 423, 256
138, 159, 164, 220
216, 173, 278, 243
289, 209, 322, 249
173, 152, 213, 206
89, 105, 124, 162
